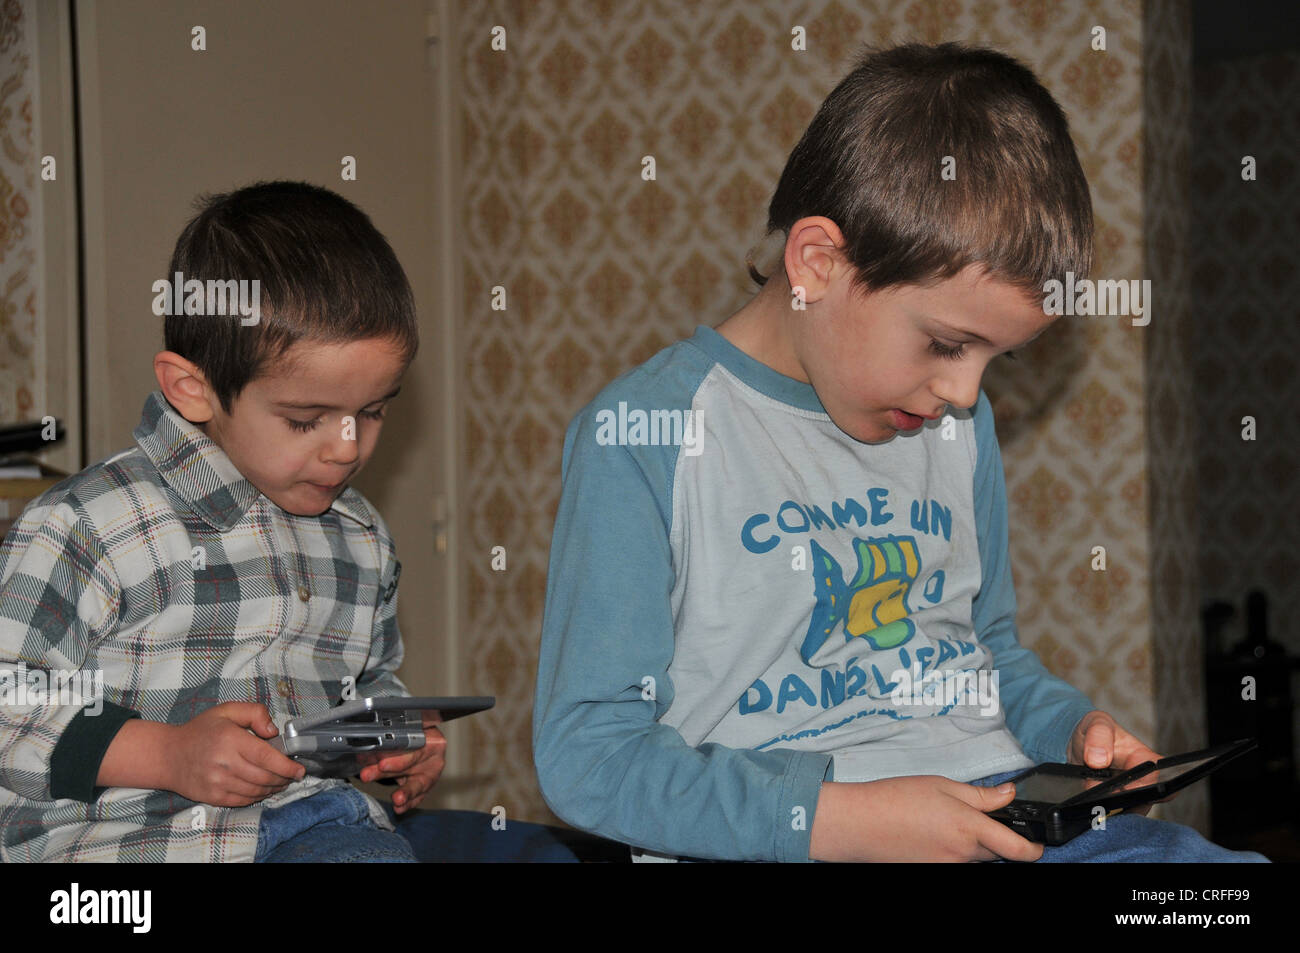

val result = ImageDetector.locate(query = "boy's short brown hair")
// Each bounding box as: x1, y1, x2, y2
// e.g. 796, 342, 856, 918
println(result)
756, 42, 1093, 299
163, 181, 418, 414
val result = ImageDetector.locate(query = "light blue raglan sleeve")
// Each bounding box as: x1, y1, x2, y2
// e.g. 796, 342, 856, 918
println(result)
533, 400, 830, 863
970, 390, 1096, 764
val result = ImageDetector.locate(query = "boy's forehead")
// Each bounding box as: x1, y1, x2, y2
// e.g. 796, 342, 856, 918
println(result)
266, 381, 403, 412
256, 337, 408, 408
904, 266, 1054, 341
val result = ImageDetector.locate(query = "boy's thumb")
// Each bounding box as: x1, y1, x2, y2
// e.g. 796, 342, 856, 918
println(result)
967, 780, 1017, 812
223, 701, 275, 734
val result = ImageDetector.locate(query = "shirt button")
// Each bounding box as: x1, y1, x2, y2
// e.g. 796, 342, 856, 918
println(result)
277, 678, 292, 697
297, 585, 310, 602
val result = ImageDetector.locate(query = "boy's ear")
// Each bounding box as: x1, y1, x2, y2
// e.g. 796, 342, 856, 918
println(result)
153, 351, 217, 424
783, 216, 848, 303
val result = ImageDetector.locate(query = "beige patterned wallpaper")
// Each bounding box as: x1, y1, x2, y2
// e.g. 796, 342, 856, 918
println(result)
1142, 0, 1201, 828
0, 0, 39, 425
454, 0, 1211, 831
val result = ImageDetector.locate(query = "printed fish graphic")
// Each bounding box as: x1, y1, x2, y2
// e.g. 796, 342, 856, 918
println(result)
800, 536, 920, 664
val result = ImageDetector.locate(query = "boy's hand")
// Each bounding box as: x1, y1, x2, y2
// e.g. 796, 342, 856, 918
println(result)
356, 725, 447, 814
166, 702, 305, 807
1068, 709, 1164, 815
809, 776, 1044, 862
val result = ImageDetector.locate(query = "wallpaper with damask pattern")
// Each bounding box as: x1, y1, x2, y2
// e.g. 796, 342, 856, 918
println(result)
0, 0, 39, 425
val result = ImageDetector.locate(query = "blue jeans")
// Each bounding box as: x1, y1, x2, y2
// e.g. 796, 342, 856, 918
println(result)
970, 770, 1270, 862
255, 786, 416, 862
381, 806, 581, 862
255, 786, 581, 862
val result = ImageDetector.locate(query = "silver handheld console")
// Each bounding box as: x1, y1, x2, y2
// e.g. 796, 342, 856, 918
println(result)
268, 695, 495, 777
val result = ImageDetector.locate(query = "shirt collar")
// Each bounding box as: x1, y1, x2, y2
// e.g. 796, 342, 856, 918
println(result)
687, 325, 829, 415
133, 390, 375, 531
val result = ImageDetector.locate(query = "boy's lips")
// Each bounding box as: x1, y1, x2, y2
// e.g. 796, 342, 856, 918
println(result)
890, 409, 925, 429
307, 479, 347, 491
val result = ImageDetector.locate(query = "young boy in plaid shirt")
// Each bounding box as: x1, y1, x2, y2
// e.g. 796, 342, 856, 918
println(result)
0, 182, 576, 862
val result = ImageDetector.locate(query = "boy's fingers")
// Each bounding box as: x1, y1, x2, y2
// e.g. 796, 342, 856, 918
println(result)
219, 776, 286, 803
944, 783, 1040, 862
245, 738, 306, 781
370, 752, 418, 776
961, 780, 1016, 810
1084, 719, 1115, 768
217, 701, 277, 735
383, 741, 444, 774
394, 792, 425, 813
394, 775, 433, 811
959, 783, 1041, 862
1125, 746, 1163, 770
980, 818, 1044, 863
387, 750, 445, 806
359, 733, 447, 782
237, 757, 299, 788
392, 779, 417, 807
405, 770, 434, 796
359, 756, 414, 783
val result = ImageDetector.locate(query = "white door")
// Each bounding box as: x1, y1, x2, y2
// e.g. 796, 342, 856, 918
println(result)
72, 0, 459, 792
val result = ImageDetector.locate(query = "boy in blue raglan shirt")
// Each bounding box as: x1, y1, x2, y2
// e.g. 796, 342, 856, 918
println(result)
533, 43, 1267, 862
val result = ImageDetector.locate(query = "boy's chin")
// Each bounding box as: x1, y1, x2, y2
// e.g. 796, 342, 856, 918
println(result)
263, 485, 338, 516
828, 412, 900, 445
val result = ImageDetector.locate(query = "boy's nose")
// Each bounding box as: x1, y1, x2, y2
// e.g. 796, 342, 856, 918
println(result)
933, 373, 982, 413
325, 427, 362, 465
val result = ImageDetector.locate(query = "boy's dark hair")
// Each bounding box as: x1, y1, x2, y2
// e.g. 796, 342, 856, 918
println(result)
164, 181, 418, 414
754, 42, 1093, 298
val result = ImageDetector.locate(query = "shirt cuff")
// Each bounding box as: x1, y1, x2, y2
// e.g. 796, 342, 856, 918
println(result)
778, 749, 834, 863
50, 702, 142, 802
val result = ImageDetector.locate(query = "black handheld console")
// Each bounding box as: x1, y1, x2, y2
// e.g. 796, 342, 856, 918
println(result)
988, 738, 1256, 845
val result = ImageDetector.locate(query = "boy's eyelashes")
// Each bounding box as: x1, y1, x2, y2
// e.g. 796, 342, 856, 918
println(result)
926, 338, 1020, 362
928, 338, 966, 361
286, 407, 387, 433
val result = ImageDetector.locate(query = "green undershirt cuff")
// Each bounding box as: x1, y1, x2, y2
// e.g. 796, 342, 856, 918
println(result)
50, 702, 142, 802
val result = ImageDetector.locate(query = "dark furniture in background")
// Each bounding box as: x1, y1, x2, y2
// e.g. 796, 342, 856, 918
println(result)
1203, 590, 1298, 851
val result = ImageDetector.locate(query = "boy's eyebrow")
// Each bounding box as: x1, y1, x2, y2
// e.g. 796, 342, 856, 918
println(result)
274, 385, 402, 411
931, 319, 1049, 349
931, 320, 994, 345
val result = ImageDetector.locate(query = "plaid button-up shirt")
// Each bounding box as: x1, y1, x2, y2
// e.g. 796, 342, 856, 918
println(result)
0, 390, 407, 861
